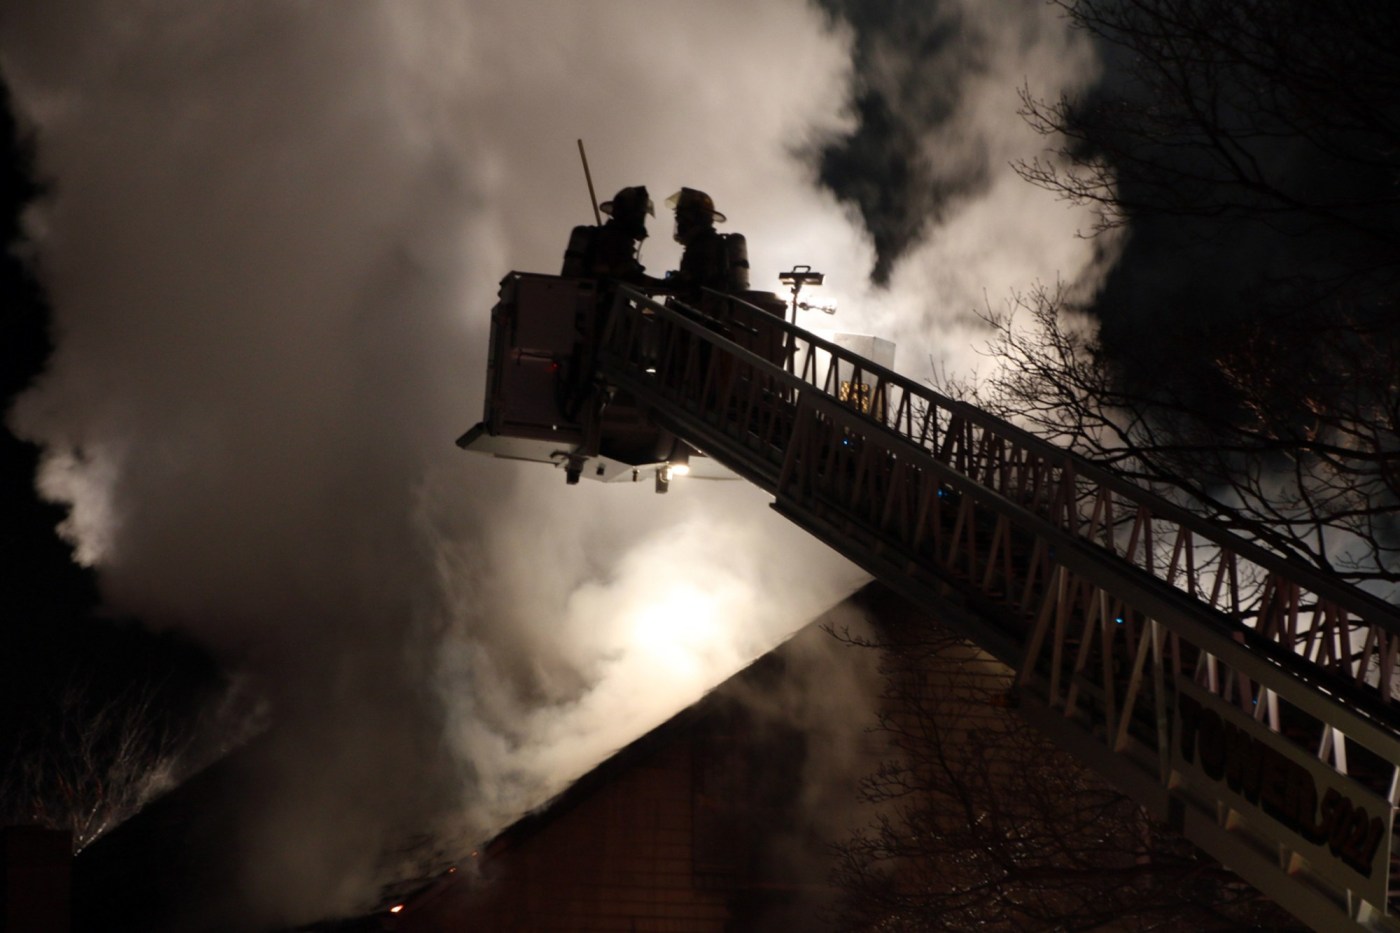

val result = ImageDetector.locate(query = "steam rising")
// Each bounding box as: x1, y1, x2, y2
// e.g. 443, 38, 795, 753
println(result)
1, 1, 1103, 926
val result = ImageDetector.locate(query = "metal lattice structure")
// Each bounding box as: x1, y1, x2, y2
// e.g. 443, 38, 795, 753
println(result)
595, 285, 1400, 931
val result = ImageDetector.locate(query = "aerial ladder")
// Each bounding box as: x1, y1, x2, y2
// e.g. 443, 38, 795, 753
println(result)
461, 272, 1400, 932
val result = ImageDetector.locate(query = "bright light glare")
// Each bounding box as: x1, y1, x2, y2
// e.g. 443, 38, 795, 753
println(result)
629, 583, 722, 678
389, 904, 404, 914
670, 463, 690, 477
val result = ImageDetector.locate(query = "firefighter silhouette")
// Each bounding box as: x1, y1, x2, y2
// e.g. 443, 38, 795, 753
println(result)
561, 185, 667, 289
665, 187, 749, 301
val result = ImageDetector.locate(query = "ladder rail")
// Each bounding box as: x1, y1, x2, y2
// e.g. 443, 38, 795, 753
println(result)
597, 285, 1400, 929
604, 286, 1400, 665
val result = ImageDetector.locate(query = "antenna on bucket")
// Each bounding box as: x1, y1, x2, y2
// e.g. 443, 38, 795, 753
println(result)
577, 139, 602, 225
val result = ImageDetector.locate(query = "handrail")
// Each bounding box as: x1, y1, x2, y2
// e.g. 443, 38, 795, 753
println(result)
608, 286, 1400, 693
697, 287, 1400, 631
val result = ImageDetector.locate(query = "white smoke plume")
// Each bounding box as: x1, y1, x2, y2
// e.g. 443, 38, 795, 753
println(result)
0, 1, 1103, 927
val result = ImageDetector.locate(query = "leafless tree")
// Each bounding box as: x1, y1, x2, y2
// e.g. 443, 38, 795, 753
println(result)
1019, 1, 1400, 250
947, 0, 1400, 585
946, 286, 1400, 586
1, 675, 264, 852
829, 621, 1301, 932
2, 680, 185, 850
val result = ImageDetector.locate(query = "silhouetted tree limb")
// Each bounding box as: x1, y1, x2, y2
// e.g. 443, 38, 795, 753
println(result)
1020, 1, 1400, 251
958, 0, 1400, 585
946, 287, 1400, 584
829, 621, 1301, 931
1, 674, 265, 851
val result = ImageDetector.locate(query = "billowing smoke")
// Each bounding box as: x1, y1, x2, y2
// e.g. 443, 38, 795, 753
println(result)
1, 0, 1103, 927
805, 0, 1107, 378
809, 0, 993, 286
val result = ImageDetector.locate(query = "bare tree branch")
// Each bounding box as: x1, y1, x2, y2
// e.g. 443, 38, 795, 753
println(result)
828, 622, 1300, 930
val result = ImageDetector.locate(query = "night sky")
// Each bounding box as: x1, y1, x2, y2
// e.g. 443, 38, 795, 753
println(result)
7, 1, 1357, 929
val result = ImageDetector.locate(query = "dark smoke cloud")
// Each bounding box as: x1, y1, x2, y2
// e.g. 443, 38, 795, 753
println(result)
790, 0, 1104, 374
808, 0, 991, 286
1059, 8, 1400, 585
1080, 49, 1400, 386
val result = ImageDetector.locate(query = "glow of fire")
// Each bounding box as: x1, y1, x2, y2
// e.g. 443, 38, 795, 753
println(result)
628, 582, 723, 679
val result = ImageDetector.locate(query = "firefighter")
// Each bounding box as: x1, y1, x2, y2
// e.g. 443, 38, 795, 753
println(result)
665, 188, 791, 372
665, 187, 749, 302
557, 186, 668, 438
561, 185, 668, 289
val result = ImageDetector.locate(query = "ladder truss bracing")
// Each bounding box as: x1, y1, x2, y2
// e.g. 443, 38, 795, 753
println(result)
596, 286, 1400, 932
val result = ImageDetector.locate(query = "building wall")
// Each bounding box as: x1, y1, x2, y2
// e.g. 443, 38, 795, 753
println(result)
397, 736, 731, 933
2, 825, 72, 933
387, 609, 886, 933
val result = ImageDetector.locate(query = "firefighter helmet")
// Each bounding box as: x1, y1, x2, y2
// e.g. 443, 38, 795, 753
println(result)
600, 186, 655, 219
665, 187, 726, 223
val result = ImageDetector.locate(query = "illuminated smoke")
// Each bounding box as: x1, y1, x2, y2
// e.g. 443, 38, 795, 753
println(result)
1, 0, 1102, 926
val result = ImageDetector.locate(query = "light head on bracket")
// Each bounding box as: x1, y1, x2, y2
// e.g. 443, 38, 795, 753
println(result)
780, 265, 824, 289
